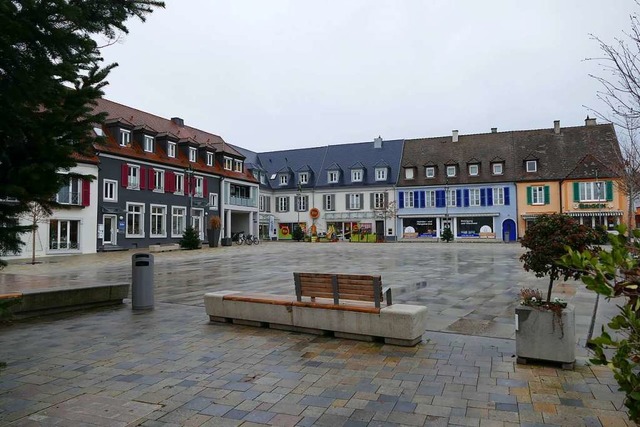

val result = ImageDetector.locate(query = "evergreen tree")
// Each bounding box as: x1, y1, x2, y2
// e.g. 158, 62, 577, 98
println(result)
0, 0, 164, 266
440, 227, 454, 242
179, 226, 201, 250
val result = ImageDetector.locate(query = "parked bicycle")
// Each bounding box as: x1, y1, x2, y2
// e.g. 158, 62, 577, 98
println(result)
232, 231, 245, 245
245, 234, 259, 245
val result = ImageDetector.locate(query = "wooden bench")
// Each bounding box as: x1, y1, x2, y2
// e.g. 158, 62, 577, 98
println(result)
204, 273, 427, 346
294, 272, 392, 310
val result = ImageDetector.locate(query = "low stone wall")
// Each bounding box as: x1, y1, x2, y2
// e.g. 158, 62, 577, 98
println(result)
204, 291, 427, 346
148, 244, 181, 253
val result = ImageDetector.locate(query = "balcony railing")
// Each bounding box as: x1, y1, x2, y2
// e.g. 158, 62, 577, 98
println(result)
229, 196, 257, 207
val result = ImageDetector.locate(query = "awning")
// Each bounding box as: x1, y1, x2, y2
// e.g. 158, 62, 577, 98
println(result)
566, 211, 624, 217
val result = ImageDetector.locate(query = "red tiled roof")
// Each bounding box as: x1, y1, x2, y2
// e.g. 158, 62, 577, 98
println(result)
92, 98, 257, 183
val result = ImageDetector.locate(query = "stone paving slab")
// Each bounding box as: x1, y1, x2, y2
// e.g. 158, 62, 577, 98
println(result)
0, 303, 632, 426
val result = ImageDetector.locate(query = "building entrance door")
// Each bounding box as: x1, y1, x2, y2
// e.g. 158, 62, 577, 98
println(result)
103, 215, 117, 245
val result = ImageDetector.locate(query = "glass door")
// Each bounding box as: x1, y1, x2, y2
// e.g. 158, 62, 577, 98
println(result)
103, 215, 117, 245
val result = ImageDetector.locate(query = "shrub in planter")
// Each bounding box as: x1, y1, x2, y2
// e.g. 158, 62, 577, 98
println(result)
208, 215, 221, 247
180, 226, 201, 250
440, 227, 453, 242
292, 226, 304, 242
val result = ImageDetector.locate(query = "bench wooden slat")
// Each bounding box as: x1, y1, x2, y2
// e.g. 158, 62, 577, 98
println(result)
294, 272, 390, 308
292, 301, 381, 314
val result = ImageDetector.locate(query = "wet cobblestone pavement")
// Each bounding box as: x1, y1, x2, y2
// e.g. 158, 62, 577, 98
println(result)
0, 242, 631, 425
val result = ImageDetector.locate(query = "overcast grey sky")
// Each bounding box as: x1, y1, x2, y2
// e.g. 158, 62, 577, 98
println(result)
99, 1, 633, 152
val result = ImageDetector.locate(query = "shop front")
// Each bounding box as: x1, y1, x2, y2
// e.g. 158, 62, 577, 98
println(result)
401, 218, 437, 238
326, 221, 373, 241
456, 216, 496, 239
278, 222, 307, 240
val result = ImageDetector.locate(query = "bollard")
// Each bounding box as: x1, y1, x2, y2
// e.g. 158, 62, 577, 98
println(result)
132, 253, 154, 310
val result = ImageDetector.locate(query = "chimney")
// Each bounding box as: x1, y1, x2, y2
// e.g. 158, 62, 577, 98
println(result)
452, 130, 459, 142
553, 120, 560, 134
585, 116, 597, 126
491, 127, 497, 133
171, 117, 184, 127
373, 135, 383, 149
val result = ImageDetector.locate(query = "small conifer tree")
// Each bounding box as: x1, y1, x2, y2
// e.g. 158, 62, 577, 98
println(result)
179, 226, 201, 250
441, 227, 454, 242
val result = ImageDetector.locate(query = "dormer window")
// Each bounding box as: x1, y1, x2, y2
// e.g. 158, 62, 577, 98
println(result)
425, 166, 435, 178
492, 162, 504, 175
189, 147, 197, 162
299, 172, 308, 184
224, 157, 233, 170
279, 174, 288, 186
234, 160, 243, 172
404, 167, 415, 180
446, 165, 457, 177
328, 171, 339, 183
120, 129, 131, 147
375, 168, 387, 181
260, 174, 266, 185
468, 164, 479, 176
526, 160, 538, 173
351, 169, 363, 182
144, 135, 154, 152
206, 152, 214, 166
167, 142, 176, 158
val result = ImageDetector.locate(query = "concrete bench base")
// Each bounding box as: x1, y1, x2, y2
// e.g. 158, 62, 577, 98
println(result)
148, 244, 181, 253
204, 291, 427, 346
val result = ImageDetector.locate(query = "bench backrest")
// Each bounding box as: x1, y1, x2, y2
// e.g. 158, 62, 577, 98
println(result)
293, 272, 388, 308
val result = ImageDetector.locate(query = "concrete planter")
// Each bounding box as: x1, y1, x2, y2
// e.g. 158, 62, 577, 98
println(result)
515, 304, 575, 369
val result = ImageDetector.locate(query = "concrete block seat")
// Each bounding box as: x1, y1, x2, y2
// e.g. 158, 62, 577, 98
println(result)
204, 273, 427, 346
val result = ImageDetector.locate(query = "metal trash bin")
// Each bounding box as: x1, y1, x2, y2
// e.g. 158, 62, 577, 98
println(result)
221, 237, 232, 246
132, 253, 154, 310
503, 231, 510, 243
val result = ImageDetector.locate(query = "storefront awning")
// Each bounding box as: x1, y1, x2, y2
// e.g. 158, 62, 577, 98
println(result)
566, 211, 624, 217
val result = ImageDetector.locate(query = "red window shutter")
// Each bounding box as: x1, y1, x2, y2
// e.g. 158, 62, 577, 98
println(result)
203, 178, 208, 198
81, 179, 90, 206
140, 167, 147, 190
166, 171, 175, 192
121, 164, 128, 187
148, 169, 155, 191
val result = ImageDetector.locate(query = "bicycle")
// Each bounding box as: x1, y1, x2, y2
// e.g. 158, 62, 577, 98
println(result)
232, 231, 245, 245
245, 234, 259, 245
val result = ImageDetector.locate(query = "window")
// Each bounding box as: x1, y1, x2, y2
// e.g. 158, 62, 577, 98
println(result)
373, 192, 386, 209
150, 205, 167, 237
49, 219, 79, 250
349, 193, 361, 210
234, 160, 243, 172
531, 186, 545, 205
153, 169, 164, 192
405, 191, 414, 208
469, 188, 481, 206
579, 182, 606, 201
425, 190, 436, 207
224, 157, 233, 170
230, 184, 250, 199
493, 187, 505, 205
260, 195, 271, 212
171, 206, 186, 237
468, 164, 479, 176
351, 169, 363, 182
120, 129, 130, 146
299, 172, 308, 184
375, 168, 387, 181
175, 173, 184, 194
208, 193, 219, 210
446, 166, 457, 177
56, 176, 82, 205
324, 194, 334, 211
328, 171, 339, 183
194, 177, 204, 197
167, 142, 176, 158
260, 174, 266, 185
206, 152, 214, 166
526, 160, 538, 172
103, 179, 117, 202
405, 168, 415, 180
295, 195, 308, 211
126, 203, 144, 237
127, 165, 140, 190
279, 174, 288, 186
144, 135, 154, 152
189, 147, 197, 162
492, 163, 503, 175
425, 167, 435, 178
446, 189, 457, 207
277, 196, 289, 212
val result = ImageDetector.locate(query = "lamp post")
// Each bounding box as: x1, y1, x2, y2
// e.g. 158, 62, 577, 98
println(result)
444, 178, 450, 233
185, 164, 194, 233
297, 182, 302, 237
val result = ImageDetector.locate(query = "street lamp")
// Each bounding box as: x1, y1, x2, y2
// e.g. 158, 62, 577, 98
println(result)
297, 182, 302, 236
185, 164, 194, 232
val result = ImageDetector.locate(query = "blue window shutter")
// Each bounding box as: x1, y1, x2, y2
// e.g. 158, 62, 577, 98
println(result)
419, 191, 425, 208
456, 189, 462, 207
504, 187, 510, 205
436, 190, 445, 207
413, 191, 419, 208
463, 189, 469, 207
487, 188, 493, 206
399, 191, 404, 208
480, 188, 486, 206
